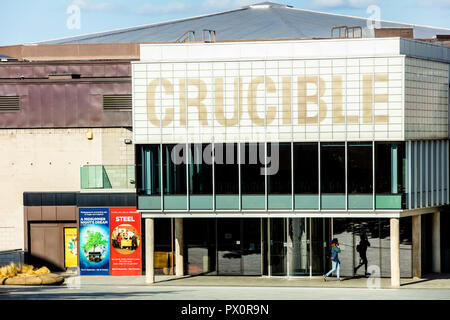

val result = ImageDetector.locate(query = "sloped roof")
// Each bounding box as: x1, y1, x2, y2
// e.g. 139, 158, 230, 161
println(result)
37, 2, 450, 44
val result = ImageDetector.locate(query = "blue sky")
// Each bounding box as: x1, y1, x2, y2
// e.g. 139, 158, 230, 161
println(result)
1, 0, 450, 46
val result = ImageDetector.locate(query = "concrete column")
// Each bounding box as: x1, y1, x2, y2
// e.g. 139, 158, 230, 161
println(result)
145, 218, 155, 284
432, 211, 441, 273
175, 218, 184, 276
412, 215, 421, 279
390, 218, 400, 288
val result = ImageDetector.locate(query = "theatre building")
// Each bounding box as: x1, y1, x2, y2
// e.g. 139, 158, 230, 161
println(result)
0, 2, 449, 286
134, 37, 450, 286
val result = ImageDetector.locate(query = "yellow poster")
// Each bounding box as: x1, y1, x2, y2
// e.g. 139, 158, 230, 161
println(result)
64, 228, 78, 268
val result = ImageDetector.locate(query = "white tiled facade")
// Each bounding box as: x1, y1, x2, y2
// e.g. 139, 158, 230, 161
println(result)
133, 38, 449, 145
405, 57, 449, 139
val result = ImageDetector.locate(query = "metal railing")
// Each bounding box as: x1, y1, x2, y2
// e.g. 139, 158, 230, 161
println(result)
331, 26, 362, 38
0, 249, 25, 267
176, 30, 196, 43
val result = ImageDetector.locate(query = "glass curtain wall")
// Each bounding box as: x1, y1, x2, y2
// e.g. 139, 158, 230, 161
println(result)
138, 141, 408, 212
348, 143, 373, 209
293, 143, 319, 209
189, 144, 213, 210
333, 217, 412, 278
214, 143, 239, 209
267, 142, 291, 209
321, 143, 346, 209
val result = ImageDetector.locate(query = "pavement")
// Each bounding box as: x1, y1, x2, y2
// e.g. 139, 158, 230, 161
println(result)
0, 273, 450, 300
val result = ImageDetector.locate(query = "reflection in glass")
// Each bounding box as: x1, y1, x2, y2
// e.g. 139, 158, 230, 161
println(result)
189, 144, 212, 195
217, 219, 242, 275
137, 144, 160, 195
375, 142, 406, 209
293, 143, 318, 194
348, 143, 372, 194
241, 143, 265, 194
288, 218, 309, 276
184, 218, 216, 275
321, 143, 345, 193
267, 143, 291, 194
270, 218, 286, 276
163, 144, 186, 195
214, 143, 239, 194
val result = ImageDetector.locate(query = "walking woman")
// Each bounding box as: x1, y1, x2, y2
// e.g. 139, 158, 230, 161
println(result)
323, 238, 341, 281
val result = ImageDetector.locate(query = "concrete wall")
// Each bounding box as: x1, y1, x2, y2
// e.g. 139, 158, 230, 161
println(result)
0, 127, 134, 251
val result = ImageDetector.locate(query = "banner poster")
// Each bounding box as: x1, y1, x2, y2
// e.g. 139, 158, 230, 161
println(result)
110, 208, 141, 275
79, 208, 110, 275
64, 227, 78, 268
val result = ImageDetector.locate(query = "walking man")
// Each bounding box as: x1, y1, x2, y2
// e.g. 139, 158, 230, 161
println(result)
323, 238, 341, 281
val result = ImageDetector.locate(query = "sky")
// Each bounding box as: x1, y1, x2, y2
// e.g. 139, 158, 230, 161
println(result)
1, 0, 450, 46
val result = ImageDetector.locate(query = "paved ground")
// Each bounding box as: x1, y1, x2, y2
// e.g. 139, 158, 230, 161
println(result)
1, 274, 450, 300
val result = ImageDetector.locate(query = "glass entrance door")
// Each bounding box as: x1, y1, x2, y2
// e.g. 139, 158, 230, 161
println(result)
266, 218, 331, 277
217, 219, 242, 275
288, 218, 310, 276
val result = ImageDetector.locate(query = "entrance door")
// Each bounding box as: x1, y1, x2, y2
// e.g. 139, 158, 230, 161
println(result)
217, 218, 261, 275
265, 218, 331, 276
217, 219, 242, 274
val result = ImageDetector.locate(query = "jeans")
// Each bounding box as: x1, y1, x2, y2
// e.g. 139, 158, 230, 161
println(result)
326, 260, 340, 279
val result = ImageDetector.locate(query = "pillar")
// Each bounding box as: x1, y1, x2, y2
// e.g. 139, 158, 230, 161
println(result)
145, 218, 155, 284
412, 215, 421, 279
175, 218, 184, 276
390, 218, 400, 288
432, 211, 441, 273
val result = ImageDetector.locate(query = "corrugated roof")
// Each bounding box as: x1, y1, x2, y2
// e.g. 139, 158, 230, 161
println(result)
36, 2, 450, 44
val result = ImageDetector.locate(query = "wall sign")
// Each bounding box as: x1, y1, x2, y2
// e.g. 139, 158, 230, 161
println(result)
64, 227, 78, 268
110, 208, 142, 276
79, 208, 110, 275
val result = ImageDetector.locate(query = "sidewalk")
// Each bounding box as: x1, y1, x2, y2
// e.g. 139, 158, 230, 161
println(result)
58, 273, 450, 290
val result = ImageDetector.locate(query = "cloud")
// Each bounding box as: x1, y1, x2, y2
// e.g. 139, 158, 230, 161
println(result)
309, 0, 379, 9
135, 2, 188, 15
135, 0, 255, 16
200, 0, 255, 10
72, 0, 120, 12
417, 0, 450, 7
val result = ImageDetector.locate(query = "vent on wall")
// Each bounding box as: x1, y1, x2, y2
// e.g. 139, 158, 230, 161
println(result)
0, 96, 20, 112
103, 94, 132, 111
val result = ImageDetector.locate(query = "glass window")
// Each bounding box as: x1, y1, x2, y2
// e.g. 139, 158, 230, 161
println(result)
214, 143, 238, 194
137, 144, 160, 196
163, 144, 187, 195
375, 142, 406, 209
241, 143, 265, 194
293, 143, 318, 194
267, 142, 291, 194
348, 143, 373, 194
321, 143, 345, 194
189, 144, 212, 195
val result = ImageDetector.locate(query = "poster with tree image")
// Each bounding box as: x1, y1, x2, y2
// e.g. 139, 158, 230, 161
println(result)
79, 208, 110, 275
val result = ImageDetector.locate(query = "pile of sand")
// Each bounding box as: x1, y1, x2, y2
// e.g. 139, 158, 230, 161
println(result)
0, 262, 50, 278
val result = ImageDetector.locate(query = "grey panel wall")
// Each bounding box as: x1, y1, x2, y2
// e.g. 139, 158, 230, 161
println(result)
407, 139, 449, 209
